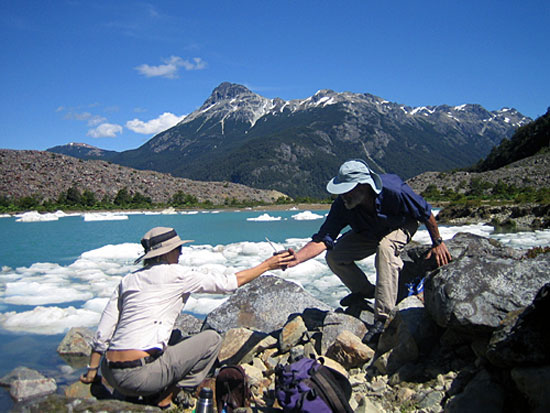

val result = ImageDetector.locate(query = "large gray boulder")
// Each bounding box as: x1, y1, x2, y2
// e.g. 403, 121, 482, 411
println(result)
0, 367, 47, 387
445, 368, 505, 413
423, 233, 550, 334
486, 282, 550, 367
203, 274, 332, 334
56, 327, 94, 368
57, 327, 94, 356
377, 295, 440, 376
9, 376, 57, 402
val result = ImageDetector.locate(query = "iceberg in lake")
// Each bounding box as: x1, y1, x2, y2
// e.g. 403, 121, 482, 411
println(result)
292, 211, 324, 221
83, 212, 129, 222
181, 210, 199, 215
247, 213, 282, 222
16, 211, 59, 222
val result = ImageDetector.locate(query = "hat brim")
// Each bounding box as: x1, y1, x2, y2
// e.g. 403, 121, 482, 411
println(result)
326, 179, 359, 195
326, 172, 383, 195
134, 239, 193, 264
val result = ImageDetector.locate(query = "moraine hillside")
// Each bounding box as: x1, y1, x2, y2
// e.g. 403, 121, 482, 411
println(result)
0, 149, 286, 206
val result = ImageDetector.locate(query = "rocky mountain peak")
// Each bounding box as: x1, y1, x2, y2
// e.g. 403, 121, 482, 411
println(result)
184, 82, 273, 129
203, 82, 257, 106
68, 142, 97, 149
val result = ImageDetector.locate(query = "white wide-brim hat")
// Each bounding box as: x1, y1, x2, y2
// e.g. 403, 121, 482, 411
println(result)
326, 159, 383, 195
135, 227, 192, 263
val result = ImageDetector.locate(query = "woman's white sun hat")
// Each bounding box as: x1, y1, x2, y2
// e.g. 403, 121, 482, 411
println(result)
135, 227, 192, 263
326, 159, 383, 195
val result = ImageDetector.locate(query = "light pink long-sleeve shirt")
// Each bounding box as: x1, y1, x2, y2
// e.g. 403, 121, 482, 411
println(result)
92, 264, 238, 353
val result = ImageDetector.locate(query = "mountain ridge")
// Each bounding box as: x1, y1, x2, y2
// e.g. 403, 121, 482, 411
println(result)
48, 82, 531, 198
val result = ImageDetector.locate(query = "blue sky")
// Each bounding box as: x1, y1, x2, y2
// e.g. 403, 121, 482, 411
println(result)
1, 1, 548, 152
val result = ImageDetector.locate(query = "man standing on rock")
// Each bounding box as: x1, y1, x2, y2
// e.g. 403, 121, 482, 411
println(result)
287, 159, 451, 345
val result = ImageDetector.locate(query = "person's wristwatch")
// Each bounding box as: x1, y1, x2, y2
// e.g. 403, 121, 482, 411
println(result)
432, 237, 443, 247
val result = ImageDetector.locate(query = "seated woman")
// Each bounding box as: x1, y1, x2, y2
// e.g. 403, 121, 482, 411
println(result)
80, 226, 292, 409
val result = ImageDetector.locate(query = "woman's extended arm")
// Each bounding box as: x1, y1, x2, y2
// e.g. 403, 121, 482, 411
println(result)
235, 251, 293, 287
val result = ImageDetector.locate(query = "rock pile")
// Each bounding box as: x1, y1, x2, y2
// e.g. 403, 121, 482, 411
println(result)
435, 203, 550, 230
2, 233, 549, 412
406, 153, 550, 196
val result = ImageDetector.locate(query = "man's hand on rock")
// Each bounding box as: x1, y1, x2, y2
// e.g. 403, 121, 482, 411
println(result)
426, 242, 452, 267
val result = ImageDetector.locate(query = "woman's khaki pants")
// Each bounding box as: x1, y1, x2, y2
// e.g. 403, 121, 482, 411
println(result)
101, 329, 222, 397
326, 219, 418, 320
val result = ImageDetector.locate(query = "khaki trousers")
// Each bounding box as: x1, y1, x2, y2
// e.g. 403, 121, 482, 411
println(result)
326, 219, 418, 320
101, 329, 222, 397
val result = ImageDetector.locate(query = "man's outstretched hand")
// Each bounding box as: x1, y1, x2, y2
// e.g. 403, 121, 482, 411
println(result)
285, 248, 301, 268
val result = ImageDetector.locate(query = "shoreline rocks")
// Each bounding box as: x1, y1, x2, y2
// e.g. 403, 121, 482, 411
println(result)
2, 233, 549, 412
436, 203, 550, 230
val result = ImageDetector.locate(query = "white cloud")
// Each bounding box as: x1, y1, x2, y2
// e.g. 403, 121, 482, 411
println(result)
64, 111, 92, 121
87, 123, 123, 138
63, 111, 106, 126
126, 112, 186, 135
135, 56, 207, 79
87, 115, 107, 127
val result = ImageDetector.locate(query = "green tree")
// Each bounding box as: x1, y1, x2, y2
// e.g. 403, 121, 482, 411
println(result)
17, 196, 40, 209
467, 178, 492, 197
171, 191, 198, 206
66, 186, 82, 205
0, 195, 11, 208
81, 190, 97, 207
421, 184, 441, 200
114, 187, 132, 206
131, 192, 152, 206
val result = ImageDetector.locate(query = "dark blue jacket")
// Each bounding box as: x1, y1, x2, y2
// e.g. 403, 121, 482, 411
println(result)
312, 174, 432, 247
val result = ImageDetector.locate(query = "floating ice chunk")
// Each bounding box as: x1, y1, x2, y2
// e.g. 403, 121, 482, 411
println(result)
184, 294, 228, 316
247, 213, 281, 222
80, 243, 142, 261
83, 297, 110, 313
179, 247, 227, 266
16, 211, 59, 222
53, 210, 80, 218
2, 280, 93, 305
292, 211, 324, 220
491, 230, 550, 250
0, 306, 101, 334
83, 212, 129, 221
412, 223, 494, 245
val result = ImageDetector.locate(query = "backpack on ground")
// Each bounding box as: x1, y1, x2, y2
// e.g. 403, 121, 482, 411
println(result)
215, 365, 251, 413
274, 357, 354, 413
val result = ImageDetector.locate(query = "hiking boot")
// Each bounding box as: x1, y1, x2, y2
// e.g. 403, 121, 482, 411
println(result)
173, 388, 195, 409
339, 292, 372, 309
362, 319, 385, 346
